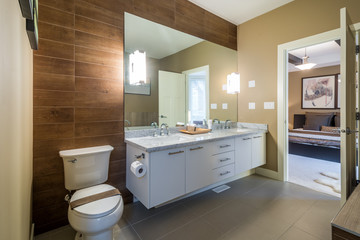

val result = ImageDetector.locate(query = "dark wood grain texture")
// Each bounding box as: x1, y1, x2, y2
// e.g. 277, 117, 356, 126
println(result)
33, 0, 237, 234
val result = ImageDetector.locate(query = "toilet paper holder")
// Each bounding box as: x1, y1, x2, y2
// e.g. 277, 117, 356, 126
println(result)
135, 153, 145, 160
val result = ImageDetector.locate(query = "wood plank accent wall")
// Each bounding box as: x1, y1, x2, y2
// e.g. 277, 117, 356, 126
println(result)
33, 0, 237, 234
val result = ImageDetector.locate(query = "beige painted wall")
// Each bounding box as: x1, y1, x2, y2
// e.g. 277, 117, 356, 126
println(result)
237, 0, 360, 171
288, 65, 340, 129
160, 41, 238, 122
0, 0, 33, 239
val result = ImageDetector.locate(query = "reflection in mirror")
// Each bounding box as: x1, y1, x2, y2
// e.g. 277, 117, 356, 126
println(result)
124, 12, 238, 129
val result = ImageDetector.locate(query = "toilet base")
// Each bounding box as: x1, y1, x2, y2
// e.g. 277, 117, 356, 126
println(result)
74, 229, 113, 240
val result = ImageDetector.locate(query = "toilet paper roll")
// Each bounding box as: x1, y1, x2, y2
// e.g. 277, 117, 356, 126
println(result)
130, 161, 146, 178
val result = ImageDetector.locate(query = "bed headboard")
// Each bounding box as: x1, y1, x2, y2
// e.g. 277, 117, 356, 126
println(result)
293, 113, 337, 129
293, 114, 306, 129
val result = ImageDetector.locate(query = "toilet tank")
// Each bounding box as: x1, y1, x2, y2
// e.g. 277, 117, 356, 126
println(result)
60, 145, 114, 191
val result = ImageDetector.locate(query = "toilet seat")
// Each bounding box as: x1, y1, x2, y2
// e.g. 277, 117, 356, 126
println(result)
70, 184, 121, 219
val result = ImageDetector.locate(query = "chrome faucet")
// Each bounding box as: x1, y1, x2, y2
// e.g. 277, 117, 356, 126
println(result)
225, 120, 231, 129
150, 122, 158, 137
125, 120, 131, 130
150, 122, 158, 128
203, 119, 208, 128
213, 119, 220, 124
160, 123, 169, 136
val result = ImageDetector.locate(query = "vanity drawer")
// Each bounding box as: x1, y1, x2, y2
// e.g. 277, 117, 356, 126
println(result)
211, 151, 234, 169
211, 138, 234, 155
211, 163, 234, 183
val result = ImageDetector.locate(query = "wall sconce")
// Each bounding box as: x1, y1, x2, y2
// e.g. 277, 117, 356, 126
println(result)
129, 50, 146, 85
227, 72, 240, 94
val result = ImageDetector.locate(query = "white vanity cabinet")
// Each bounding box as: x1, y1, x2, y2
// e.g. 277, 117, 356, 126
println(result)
186, 139, 235, 193
186, 143, 212, 193
150, 148, 186, 207
126, 144, 185, 209
126, 130, 266, 209
235, 132, 266, 174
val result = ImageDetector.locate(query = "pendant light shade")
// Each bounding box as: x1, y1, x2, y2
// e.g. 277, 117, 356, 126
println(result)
295, 48, 316, 70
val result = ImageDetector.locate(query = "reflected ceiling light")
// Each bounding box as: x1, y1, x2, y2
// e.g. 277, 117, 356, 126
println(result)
227, 72, 240, 94
129, 50, 146, 85
295, 48, 316, 70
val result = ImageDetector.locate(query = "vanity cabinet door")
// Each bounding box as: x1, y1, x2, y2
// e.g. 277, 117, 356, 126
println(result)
251, 133, 266, 168
150, 148, 186, 207
235, 136, 252, 174
186, 143, 211, 193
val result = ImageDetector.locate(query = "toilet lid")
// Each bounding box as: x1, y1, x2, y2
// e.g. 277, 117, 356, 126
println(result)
70, 184, 121, 218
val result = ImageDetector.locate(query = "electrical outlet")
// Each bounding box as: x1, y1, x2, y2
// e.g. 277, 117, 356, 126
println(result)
264, 102, 275, 109
222, 103, 228, 109
249, 80, 255, 88
211, 103, 217, 109
249, 102, 255, 109
222, 84, 227, 91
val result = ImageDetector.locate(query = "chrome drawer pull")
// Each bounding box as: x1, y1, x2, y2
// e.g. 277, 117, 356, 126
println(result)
243, 138, 251, 140
168, 150, 184, 155
253, 136, 262, 139
190, 146, 203, 151
220, 158, 231, 162
220, 171, 231, 176
219, 144, 231, 148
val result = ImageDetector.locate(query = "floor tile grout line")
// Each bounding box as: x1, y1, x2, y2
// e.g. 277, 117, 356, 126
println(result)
127, 202, 184, 226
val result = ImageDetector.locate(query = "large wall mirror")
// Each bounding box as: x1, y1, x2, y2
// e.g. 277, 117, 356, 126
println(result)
124, 13, 238, 129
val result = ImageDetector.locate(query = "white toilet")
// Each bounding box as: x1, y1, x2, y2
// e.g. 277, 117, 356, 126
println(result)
60, 145, 123, 240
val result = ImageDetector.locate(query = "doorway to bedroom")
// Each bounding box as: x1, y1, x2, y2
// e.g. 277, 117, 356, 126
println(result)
287, 40, 341, 197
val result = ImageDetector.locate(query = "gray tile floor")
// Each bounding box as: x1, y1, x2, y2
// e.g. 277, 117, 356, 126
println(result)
35, 175, 340, 240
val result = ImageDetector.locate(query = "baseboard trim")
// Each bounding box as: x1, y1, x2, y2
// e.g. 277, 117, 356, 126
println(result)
255, 167, 280, 180
30, 223, 34, 240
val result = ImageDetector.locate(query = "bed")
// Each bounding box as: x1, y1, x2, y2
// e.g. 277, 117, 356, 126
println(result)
288, 112, 340, 162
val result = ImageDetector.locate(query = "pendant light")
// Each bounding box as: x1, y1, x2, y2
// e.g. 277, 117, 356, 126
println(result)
295, 48, 316, 70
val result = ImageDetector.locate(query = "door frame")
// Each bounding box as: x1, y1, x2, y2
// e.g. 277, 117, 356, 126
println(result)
277, 22, 360, 201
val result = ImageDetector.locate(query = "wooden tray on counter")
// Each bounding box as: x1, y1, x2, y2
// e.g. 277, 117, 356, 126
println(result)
179, 128, 211, 135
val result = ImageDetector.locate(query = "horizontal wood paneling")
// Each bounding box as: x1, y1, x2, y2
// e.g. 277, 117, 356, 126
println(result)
39, 0, 75, 13
34, 107, 74, 124
34, 55, 75, 75
36, 39, 75, 60
75, 107, 123, 122
75, 77, 123, 93
75, 0, 123, 27
38, 4, 74, 28
75, 46, 122, 67
75, 31, 123, 53
38, 21, 75, 44
34, 90, 75, 107
75, 15, 122, 41
34, 124, 74, 140
34, 0, 236, 234
75, 121, 123, 137
34, 73, 75, 91
75, 62, 122, 81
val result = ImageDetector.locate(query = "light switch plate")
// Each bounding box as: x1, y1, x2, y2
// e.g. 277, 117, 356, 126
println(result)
222, 84, 227, 91
249, 80, 255, 88
264, 102, 275, 109
222, 103, 228, 109
249, 102, 255, 109
211, 103, 217, 109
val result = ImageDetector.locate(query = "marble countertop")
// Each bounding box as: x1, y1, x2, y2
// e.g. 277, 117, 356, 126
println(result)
125, 128, 267, 153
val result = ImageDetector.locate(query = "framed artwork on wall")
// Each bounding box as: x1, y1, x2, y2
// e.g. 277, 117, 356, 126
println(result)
301, 74, 336, 109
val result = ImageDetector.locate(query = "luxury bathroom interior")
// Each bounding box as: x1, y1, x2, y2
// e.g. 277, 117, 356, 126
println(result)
3, 0, 360, 240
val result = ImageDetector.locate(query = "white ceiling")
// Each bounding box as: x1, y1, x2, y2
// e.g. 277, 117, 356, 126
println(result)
188, 0, 294, 25
288, 41, 341, 72
125, 13, 203, 59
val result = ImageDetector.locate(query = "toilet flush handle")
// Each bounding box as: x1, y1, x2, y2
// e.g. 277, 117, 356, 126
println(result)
68, 158, 77, 163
